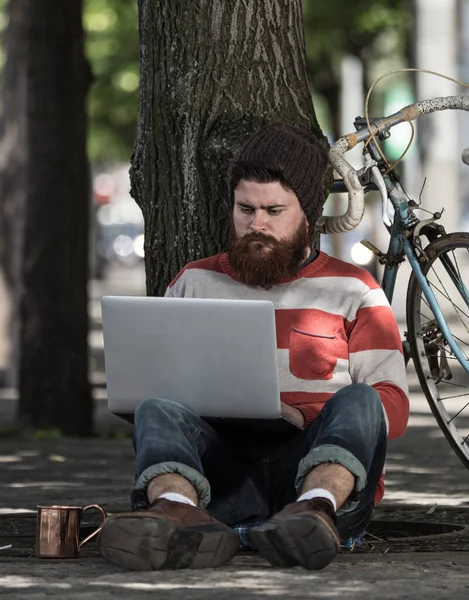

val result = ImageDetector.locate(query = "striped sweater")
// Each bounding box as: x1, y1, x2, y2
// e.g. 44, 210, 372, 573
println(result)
166, 251, 410, 502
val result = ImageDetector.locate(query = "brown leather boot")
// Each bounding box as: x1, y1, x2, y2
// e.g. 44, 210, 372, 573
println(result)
248, 498, 340, 570
97, 499, 240, 570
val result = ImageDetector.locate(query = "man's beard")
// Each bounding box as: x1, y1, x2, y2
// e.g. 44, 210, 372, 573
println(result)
228, 219, 310, 288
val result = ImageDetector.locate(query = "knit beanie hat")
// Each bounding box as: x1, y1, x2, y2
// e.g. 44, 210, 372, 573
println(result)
230, 122, 328, 229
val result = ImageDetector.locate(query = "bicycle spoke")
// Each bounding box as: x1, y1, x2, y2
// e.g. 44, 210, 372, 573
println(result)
427, 280, 453, 304
420, 298, 469, 338
454, 307, 469, 334
419, 328, 469, 354
428, 280, 469, 321
428, 378, 469, 389
420, 251, 469, 362
422, 296, 430, 310
441, 393, 469, 402
437, 355, 469, 363
450, 248, 469, 308
428, 261, 454, 301
439, 333, 469, 355
430, 251, 469, 310
451, 249, 463, 282
447, 399, 469, 422
419, 310, 431, 320
416, 315, 469, 361
428, 256, 469, 343
409, 235, 469, 469
450, 334, 469, 353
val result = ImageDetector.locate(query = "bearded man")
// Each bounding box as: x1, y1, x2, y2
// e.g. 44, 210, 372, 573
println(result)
98, 123, 409, 571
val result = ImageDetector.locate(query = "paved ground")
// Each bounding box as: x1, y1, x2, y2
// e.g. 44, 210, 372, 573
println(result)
3, 552, 469, 599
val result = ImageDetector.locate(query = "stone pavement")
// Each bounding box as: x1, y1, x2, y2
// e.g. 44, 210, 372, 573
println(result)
2, 381, 469, 599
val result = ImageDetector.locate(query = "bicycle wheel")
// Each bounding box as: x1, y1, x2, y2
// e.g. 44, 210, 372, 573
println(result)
406, 232, 469, 468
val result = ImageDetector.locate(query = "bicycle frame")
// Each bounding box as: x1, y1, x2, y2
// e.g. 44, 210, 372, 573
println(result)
367, 173, 469, 376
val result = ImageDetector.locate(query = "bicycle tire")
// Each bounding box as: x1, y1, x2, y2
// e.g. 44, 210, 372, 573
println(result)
406, 232, 469, 469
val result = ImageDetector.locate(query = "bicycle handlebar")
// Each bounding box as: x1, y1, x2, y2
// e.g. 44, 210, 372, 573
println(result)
317, 95, 469, 235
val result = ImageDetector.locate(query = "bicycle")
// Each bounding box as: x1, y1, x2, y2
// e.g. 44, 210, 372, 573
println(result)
317, 93, 469, 469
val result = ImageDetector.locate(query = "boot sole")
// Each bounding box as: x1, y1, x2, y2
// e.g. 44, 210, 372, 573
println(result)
249, 514, 339, 570
97, 516, 240, 570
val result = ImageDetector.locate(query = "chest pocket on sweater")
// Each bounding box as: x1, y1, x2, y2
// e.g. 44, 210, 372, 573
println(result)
289, 327, 339, 380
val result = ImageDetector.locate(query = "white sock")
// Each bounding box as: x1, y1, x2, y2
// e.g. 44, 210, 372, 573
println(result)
158, 492, 197, 506
297, 488, 337, 512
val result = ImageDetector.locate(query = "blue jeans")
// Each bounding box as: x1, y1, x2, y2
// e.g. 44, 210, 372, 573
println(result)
131, 383, 387, 543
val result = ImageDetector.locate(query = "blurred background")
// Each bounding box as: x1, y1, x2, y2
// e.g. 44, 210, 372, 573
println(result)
0, 0, 468, 433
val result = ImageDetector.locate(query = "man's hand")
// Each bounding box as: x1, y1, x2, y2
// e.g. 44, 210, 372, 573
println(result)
281, 402, 305, 429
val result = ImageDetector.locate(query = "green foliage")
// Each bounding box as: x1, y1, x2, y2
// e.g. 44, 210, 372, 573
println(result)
0, 426, 21, 438
84, 0, 139, 163
30, 428, 63, 440
302, 0, 412, 135
82, 1, 410, 162
109, 429, 132, 440
302, 0, 411, 63
0, 0, 138, 162
0, 426, 63, 439
0, 1, 412, 163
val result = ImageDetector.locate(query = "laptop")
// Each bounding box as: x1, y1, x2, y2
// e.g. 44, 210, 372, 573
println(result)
101, 296, 301, 434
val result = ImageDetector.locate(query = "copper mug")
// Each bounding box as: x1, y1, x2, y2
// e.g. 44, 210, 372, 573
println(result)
36, 504, 107, 559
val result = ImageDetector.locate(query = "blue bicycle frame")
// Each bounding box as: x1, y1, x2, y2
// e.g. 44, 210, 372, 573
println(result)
377, 177, 469, 375
330, 172, 469, 375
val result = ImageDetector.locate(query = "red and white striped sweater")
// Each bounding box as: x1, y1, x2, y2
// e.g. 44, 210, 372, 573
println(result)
166, 250, 410, 503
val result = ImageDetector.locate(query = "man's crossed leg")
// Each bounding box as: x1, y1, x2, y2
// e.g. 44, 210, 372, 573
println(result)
98, 383, 387, 570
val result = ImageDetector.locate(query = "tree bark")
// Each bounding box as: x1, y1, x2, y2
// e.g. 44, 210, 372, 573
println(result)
305, 54, 343, 260
0, 0, 28, 386
132, 0, 328, 296
8, 0, 93, 435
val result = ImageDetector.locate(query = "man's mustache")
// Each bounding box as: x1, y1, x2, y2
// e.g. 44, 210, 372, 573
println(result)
242, 232, 277, 244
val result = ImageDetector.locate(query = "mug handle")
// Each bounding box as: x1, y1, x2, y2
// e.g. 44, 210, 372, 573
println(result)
78, 504, 107, 549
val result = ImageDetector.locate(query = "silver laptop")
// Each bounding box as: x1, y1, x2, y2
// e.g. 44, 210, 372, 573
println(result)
101, 296, 286, 422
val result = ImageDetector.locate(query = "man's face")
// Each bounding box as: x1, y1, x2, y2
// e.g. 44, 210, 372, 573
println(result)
232, 180, 307, 243
229, 180, 310, 288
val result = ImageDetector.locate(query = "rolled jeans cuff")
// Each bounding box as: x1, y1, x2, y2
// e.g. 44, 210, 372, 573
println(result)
134, 461, 211, 508
295, 444, 367, 515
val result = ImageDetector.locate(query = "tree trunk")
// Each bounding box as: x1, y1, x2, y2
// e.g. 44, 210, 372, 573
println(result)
0, 0, 28, 387
132, 0, 328, 296
305, 54, 343, 260
11, 0, 93, 435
